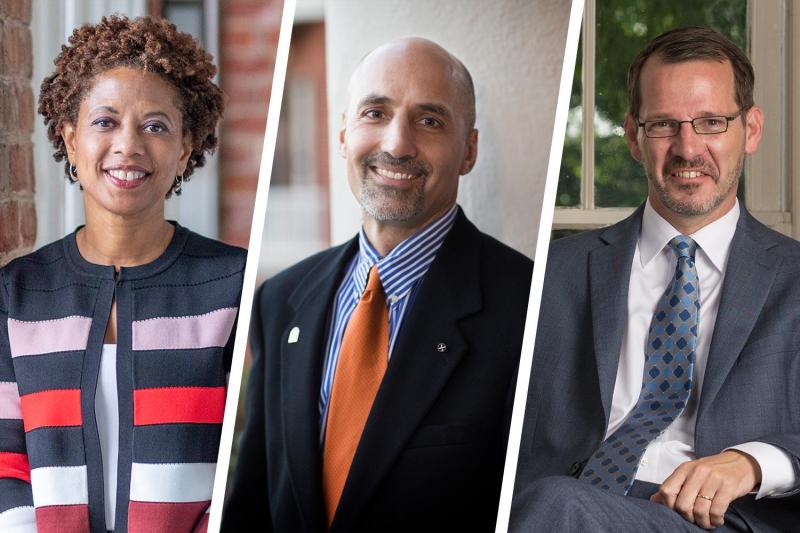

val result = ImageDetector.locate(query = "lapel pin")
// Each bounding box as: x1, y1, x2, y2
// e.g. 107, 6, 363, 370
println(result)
288, 326, 300, 344
436, 342, 447, 353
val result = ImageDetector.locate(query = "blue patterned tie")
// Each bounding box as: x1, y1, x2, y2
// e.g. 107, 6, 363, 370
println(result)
581, 236, 700, 495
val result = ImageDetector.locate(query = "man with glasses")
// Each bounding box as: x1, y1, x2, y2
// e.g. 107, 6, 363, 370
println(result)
511, 27, 798, 532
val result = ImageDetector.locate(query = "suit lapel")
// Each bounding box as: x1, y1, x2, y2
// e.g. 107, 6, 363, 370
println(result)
588, 208, 641, 426
697, 210, 781, 431
331, 212, 482, 529
281, 238, 358, 530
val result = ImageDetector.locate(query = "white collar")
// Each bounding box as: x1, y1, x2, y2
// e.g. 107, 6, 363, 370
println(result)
639, 198, 739, 273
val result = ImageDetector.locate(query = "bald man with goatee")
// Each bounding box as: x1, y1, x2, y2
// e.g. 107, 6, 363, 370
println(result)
222, 37, 532, 532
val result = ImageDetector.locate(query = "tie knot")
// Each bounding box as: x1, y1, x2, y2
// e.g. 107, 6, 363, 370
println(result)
669, 235, 698, 260
364, 265, 384, 295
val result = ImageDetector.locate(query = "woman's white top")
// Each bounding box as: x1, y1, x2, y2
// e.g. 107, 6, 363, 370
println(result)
95, 344, 119, 530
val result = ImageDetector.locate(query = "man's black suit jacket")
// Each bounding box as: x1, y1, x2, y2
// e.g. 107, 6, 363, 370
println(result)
512, 205, 800, 532
223, 209, 533, 531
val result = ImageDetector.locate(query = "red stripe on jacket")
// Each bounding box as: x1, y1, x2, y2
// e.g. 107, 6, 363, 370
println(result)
19, 389, 82, 432
134, 387, 225, 425
35, 504, 90, 533
0, 451, 31, 482
128, 500, 210, 533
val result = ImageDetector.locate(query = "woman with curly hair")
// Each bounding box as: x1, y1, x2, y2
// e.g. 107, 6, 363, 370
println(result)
0, 15, 244, 533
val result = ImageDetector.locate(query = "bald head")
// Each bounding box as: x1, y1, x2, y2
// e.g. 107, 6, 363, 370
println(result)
338, 36, 480, 244
346, 37, 476, 133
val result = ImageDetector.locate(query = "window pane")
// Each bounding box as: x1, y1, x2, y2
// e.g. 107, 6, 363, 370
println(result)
164, 1, 206, 46
556, 33, 583, 207
594, 0, 747, 207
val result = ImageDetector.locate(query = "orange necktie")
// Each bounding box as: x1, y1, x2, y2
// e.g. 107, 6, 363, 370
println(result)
322, 265, 389, 526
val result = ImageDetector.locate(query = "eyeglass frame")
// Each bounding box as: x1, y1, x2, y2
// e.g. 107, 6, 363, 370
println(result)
636, 109, 746, 138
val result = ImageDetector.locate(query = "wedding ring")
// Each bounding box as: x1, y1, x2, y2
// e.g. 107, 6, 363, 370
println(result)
696, 494, 713, 501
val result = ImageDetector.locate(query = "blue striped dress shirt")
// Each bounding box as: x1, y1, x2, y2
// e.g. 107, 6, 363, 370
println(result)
318, 205, 459, 436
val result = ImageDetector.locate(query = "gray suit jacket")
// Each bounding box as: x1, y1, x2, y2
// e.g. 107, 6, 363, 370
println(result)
513, 205, 800, 531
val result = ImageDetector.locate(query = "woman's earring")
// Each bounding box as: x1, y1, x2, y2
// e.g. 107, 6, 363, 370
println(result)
69, 164, 78, 179
174, 174, 184, 194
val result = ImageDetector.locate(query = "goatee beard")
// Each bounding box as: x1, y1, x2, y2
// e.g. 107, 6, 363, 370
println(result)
358, 153, 430, 222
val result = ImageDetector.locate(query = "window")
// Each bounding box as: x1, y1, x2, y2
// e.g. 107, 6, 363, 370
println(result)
554, 0, 798, 238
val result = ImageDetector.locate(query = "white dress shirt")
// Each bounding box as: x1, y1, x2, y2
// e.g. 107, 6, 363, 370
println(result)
606, 199, 797, 498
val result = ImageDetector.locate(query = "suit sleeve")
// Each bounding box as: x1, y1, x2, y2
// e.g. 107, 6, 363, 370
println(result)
0, 272, 37, 531
221, 282, 273, 532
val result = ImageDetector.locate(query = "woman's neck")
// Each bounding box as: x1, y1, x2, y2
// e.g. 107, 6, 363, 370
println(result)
77, 211, 174, 270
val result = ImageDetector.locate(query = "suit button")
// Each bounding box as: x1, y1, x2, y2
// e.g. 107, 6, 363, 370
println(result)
568, 462, 582, 476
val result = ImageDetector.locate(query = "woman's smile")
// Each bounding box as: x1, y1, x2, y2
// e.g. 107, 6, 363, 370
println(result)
104, 165, 152, 189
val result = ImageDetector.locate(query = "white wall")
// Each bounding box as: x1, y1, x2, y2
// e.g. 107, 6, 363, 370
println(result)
324, 0, 572, 258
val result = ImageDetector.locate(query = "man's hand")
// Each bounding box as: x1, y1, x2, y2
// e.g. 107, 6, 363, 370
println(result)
650, 450, 761, 529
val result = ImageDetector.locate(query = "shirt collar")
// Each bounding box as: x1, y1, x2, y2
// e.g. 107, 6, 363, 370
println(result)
351, 204, 459, 301
639, 198, 739, 272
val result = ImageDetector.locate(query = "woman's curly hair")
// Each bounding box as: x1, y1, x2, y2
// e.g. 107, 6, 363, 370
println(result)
38, 15, 224, 195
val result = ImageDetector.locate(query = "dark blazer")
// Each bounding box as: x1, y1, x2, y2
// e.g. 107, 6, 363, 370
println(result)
223, 209, 533, 532
0, 225, 245, 533
512, 205, 800, 532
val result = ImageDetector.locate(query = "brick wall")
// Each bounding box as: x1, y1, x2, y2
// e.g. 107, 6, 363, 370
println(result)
0, 0, 35, 265
218, 0, 284, 247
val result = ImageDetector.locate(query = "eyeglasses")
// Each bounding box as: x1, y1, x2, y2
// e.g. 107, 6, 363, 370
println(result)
637, 110, 744, 138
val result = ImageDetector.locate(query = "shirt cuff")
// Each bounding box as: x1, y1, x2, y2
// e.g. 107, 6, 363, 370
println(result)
728, 442, 798, 498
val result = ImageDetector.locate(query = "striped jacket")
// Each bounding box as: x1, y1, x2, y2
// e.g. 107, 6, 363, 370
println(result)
0, 224, 245, 533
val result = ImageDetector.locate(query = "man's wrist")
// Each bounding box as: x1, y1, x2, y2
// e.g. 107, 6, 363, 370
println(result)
727, 442, 797, 498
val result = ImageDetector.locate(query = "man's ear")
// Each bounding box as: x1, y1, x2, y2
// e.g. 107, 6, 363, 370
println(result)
459, 129, 478, 175
743, 105, 764, 156
339, 112, 347, 158
624, 113, 642, 161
